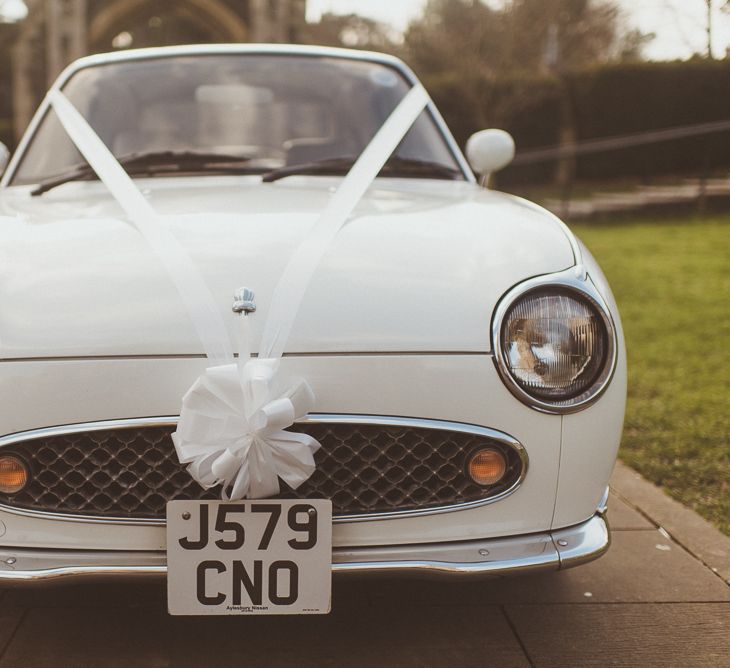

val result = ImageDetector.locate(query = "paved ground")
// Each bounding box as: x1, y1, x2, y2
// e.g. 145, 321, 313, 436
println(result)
0, 468, 727, 667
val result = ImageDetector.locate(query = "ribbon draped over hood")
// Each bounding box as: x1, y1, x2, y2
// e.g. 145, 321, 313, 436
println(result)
47, 83, 430, 500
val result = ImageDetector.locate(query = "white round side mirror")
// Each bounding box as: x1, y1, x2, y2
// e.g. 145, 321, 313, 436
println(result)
466, 129, 515, 178
0, 142, 9, 178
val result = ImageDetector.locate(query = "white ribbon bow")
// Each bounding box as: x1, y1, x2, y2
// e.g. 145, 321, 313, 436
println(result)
171, 359, 320, 500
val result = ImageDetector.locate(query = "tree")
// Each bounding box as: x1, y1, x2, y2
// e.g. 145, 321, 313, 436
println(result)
403, 0, 652, 80
703, 0, 730, 58
0, 16, 22, 149
299, 12, 399, 52
403, 0, 504, 78
706, 0, 714, 58
506, 0, 626, 72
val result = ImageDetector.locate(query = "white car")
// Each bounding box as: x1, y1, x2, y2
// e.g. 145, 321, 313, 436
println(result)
0, 45, 625, 612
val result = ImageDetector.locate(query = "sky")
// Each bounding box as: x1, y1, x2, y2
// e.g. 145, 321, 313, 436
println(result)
306, 0, 730, 60
1, 0, 728, 60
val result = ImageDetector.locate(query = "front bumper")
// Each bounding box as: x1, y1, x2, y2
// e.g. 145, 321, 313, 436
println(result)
0, 513, 608, 584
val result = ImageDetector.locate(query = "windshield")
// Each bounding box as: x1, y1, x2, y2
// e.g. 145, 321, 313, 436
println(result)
10, 54, 464, 186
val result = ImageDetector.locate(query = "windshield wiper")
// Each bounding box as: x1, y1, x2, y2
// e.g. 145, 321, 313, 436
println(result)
261, 156, 462, 183
30, 150, 255, 196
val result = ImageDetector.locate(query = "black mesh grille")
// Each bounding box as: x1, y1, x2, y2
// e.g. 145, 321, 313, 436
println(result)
0, 421, 523, 520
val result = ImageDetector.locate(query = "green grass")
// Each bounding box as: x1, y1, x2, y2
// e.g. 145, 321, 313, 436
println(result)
571, 216, 730, 535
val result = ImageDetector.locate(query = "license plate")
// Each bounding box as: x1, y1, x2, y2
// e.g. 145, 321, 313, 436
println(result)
167, 499, 332, 616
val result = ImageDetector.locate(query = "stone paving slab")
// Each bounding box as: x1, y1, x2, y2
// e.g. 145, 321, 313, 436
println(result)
607, 491, 654, 530
0, 578, 372, 611
0, 581, 167, 610
611, 461, 730, 583
0, 607, 24, 659
506, 603, 730, 667
0, 469, 727, 665
0, 603, 529, 667
368, 529, 730, 607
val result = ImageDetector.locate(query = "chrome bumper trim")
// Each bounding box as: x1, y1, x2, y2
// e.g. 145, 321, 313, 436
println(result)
0, 514, 608, 584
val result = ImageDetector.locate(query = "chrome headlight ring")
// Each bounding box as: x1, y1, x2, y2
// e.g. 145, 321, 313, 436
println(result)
491, 267, 618, 414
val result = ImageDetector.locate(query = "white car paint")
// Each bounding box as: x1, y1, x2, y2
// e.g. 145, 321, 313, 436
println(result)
0, 177, 575, 358
0, 44, 625, 578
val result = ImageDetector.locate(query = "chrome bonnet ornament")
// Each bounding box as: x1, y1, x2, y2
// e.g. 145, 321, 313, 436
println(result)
232, 287, 256, 315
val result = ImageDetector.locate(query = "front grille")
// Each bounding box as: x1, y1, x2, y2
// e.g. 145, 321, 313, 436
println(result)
0, 419, 524, 520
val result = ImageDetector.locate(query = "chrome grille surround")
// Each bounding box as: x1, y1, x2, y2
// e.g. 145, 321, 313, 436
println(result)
0, 415, 527, 525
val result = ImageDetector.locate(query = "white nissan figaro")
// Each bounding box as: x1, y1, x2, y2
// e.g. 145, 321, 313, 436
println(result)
0, 45, 625, 614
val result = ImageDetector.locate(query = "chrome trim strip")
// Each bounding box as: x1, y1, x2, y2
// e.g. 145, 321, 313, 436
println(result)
1, 350, 492, 363
0, 514, 608, 584
552, 513, 611, 569
491, 267, 619, 414
597, 486, 610, 516
0, 414, 528, 526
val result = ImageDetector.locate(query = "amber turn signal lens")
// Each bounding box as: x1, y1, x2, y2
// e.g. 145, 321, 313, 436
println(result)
467, 448, 507, 486
0, 455, 29, 494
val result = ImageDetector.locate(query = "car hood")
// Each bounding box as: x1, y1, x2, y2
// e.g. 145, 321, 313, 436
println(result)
0, 176, 575, 359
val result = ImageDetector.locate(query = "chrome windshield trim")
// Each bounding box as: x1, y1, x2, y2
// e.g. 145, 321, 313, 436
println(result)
0, 514, 608, 584
491, 267, 619, 415
0, 414, 527, 527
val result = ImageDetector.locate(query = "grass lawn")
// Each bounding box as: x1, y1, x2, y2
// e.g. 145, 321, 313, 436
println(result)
571, 215, 730, 535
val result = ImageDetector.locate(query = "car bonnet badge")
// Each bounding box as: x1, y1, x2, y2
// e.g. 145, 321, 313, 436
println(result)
232, 287, 256, 315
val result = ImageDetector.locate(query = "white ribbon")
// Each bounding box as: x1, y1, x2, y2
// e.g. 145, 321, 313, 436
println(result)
48, 90, 234, 368
259, 84, 431, 359
49, 81, 430, 499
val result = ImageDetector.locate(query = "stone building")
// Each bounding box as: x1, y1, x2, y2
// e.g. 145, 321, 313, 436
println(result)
8, 0, 307, 142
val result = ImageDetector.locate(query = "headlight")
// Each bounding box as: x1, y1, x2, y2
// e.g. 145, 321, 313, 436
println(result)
493, 274, 617, 413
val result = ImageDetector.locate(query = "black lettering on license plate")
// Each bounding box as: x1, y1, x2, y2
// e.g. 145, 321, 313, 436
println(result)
177, 503, 318, 608
196, 559, 299, 607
